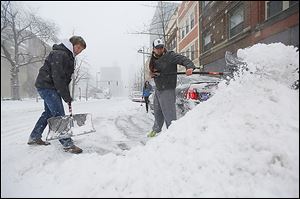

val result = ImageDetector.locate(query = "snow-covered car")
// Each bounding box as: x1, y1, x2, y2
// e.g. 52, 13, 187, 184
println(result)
94, 89, 111, 99
130, 91, 145, 103
149, 75, 222, 118
176, 75, 222, 118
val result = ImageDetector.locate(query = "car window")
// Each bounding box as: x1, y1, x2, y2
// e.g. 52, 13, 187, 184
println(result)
177, 75, 222, 85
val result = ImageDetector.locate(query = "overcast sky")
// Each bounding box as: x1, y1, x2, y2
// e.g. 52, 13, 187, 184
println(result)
21, 1, 159, 88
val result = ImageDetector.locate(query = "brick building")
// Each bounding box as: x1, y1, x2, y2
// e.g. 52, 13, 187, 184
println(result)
199, 1, 299, 72
177, 1, 200, 71
165, 6, 179, 52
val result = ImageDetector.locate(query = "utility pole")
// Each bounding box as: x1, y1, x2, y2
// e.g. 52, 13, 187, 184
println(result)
142, 46, 145, 84
138, 47, 150, 90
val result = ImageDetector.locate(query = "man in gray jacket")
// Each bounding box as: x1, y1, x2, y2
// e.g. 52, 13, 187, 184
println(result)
148, 38, 195, 137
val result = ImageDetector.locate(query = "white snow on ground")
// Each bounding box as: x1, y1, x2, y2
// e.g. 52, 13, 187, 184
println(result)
1, 43, 299, 197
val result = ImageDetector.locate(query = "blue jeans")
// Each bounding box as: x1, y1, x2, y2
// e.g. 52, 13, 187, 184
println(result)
29, 88, 74, 148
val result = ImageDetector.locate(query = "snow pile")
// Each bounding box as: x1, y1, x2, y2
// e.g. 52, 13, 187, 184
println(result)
237, 42, 299, 87
2, 43, 299, 197
160, 43, 299, 197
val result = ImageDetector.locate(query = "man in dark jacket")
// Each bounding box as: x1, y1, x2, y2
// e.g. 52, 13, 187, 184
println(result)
147, 38, 195, 137
28, 36, 86, 154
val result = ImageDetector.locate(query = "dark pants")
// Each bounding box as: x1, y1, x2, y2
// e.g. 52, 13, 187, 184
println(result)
29, 88, 74, 148
144, 96, 149, 112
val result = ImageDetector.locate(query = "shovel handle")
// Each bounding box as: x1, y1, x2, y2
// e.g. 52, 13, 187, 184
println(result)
68, 102, 72, 116
154, 71, 229, 77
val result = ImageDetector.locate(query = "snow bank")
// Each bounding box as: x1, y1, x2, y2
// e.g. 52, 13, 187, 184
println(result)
238, 42, 299, 87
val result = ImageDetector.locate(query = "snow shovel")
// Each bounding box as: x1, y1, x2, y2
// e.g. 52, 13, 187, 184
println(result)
46, 103, 96, 141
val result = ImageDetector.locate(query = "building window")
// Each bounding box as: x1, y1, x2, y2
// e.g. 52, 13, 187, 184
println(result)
190, 13, 195, 30
191, 44, 195, 60
229, 3, 244, 38
266, 1, 297, 19
289, 1, 298, 7
185, 19, 189, 34
202, 1, 210, 11
169, 36, 176, 51
203, 31, 212, 52
174, 36, 177, 50
266, 1, 283, 18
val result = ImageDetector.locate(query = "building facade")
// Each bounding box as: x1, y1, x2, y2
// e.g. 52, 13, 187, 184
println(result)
165, 6, 179, 52
149, 2, 180, 46
96, 67, 123, 97
178, 1, 200, 71
199, 1, 299, 72
1, 36, 51, 99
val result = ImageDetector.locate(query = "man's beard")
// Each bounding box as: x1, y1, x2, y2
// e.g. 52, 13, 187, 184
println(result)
153, 49, 166, 58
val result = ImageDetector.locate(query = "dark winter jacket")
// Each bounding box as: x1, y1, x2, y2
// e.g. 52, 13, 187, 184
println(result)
35, 43, 75, 103
150, 50, 195, 90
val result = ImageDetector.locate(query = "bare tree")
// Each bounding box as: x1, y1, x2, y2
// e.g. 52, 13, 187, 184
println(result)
71, 57, 89, 100
129, 1, 179, 91
1, 1, 59, 100
128, 1, 178, 43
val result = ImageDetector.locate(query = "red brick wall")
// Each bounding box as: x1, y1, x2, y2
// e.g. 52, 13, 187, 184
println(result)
200, 1, 299, 66
178, 1, 196, 22
178, 1, 199, 53
179, 26, 198, 50
251, 12, 299, 43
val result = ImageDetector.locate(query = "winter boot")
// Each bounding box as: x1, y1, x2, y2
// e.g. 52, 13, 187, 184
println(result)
147, 130, 158, 138
27, 138, 51, 146
64, 145, 83, 154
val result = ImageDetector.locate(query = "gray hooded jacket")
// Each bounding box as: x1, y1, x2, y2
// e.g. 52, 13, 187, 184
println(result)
152, 50, 195, 90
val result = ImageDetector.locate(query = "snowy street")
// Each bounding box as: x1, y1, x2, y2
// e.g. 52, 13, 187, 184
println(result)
1, 98, 158, 197
1, 98, 153, 155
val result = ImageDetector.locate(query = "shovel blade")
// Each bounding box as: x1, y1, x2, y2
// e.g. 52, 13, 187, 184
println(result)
46, 113, 95, 141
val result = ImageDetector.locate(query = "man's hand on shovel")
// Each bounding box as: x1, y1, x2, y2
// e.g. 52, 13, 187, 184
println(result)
186, 68, 193, 76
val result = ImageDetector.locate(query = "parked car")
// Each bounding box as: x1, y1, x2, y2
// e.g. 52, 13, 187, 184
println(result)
130, 91, 145, 103
93, 88, 111, 99
149, 75, 222, 118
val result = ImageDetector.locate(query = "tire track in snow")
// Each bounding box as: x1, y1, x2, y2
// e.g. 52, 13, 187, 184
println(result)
114, 115, 152, 147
